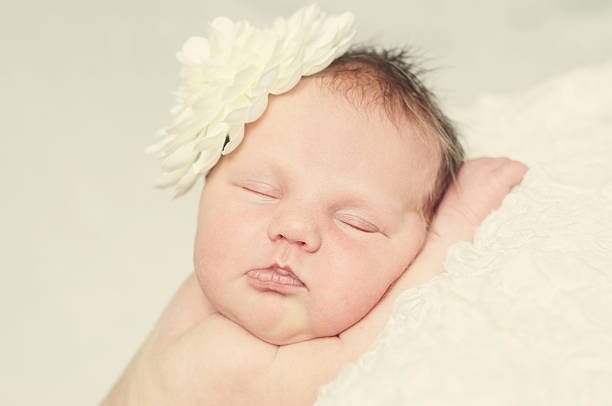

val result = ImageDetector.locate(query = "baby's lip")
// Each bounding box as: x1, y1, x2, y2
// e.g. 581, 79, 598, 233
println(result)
246, 264, 306, 289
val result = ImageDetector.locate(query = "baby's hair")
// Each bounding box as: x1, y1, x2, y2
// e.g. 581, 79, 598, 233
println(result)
313, 47, 465, 223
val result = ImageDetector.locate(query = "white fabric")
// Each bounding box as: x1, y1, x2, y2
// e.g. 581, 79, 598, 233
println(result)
315, 61, 612, 405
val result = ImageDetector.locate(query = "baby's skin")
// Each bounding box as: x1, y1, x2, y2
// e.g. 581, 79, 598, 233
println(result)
102, 157, 527, 406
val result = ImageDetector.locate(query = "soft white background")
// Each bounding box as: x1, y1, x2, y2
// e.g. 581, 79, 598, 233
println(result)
3, 1, 611, 404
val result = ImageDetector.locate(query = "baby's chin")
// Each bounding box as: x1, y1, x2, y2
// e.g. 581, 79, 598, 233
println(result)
221, 306, 341, 346
251, 327, 315, 346
234, 310, 319, 345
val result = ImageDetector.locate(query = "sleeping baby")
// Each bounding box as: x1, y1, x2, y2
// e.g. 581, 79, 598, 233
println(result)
101, 6, 527, 405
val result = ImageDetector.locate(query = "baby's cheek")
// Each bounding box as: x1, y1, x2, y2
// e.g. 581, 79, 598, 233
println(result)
319, 239, 392, 328
322, 283, 384, 336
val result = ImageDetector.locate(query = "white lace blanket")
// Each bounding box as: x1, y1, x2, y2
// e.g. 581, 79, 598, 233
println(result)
316, 61, 612, 405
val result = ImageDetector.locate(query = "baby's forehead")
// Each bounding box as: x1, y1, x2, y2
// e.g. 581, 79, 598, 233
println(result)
308, 75, 440, 152
313, 77, 442, 190
236, 80, 440, 212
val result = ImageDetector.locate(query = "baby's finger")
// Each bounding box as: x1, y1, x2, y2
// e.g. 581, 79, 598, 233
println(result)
490, 159, 529, 196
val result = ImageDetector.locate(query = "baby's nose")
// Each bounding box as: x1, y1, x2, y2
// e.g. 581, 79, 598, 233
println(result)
267, 204, 322, 252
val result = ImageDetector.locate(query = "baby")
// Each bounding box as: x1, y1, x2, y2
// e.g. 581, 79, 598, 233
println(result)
192, 48, 463, 346
102, 9, 527, 405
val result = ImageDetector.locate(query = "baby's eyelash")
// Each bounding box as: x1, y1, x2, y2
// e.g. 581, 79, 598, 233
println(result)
242, 187, 275, 198
336, 214, 379, 233
241, 182, 280, 199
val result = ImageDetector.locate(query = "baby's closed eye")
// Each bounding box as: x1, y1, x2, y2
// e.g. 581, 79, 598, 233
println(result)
239, 181, 281, 200
335, 213, 380, 233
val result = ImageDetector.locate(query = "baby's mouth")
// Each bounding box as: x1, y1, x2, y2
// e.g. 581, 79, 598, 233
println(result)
246, 266, 305, 288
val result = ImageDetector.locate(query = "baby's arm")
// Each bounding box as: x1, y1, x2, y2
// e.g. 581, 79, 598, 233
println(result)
393, 157, 529, 288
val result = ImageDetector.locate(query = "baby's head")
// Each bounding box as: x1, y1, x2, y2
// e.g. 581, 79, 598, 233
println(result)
193, 48, 463, 345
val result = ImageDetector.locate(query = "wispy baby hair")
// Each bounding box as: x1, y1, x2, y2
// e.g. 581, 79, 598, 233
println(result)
314, 46, 465, 222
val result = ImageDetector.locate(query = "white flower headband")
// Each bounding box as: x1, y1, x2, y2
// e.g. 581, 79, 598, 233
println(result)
147, 4, 356, 197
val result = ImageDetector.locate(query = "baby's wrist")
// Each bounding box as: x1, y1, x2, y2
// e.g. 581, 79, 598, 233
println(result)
429, 211, 477, 246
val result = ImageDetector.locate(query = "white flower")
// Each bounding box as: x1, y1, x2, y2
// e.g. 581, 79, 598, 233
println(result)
147, 4, 356, 197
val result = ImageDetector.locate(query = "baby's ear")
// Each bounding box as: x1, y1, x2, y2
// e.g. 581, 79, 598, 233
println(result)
430, 157, 528, 242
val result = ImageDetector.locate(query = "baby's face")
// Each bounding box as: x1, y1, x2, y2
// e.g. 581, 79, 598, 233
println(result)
194, 78, 438, 345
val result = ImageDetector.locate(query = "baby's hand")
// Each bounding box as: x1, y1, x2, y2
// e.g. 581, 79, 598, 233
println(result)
430, 157, 528, 243
382, 157, 528, 293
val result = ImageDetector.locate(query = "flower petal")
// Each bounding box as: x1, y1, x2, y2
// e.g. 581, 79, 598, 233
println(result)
154, 166, 190, 188
247, 93, 269, 122
177, 36, 211, 64
173, 168, 200, 198
161, 142, 199, 171
224, 106, 250, 124
193, 149, 222, 174
222, 124, 245, 154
